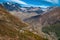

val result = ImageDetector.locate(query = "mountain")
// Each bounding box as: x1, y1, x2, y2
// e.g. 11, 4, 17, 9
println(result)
0, 2, 44, 14
24, 7, 60, 40
0, 2, 39, 20
0, 4, 48, 40
20, 7, 44, 14
8, 6, 54, 20
1, 2, 22, 11
0, 2, 45, 20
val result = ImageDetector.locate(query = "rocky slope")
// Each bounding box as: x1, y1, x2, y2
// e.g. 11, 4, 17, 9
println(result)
0, 4, 47, 40
24, 7, 60, 40
9, 11, 38, 20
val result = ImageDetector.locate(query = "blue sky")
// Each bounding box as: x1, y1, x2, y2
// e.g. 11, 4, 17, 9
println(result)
0, 0, 60, 8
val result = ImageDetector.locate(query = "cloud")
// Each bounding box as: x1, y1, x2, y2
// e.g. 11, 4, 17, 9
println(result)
45, 0, 59, 4
10, 0, 28, 5
39, 5, 49, 8
26, 4, 49, 8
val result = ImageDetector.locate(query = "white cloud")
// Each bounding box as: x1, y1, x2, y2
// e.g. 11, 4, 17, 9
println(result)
45, 0, 59, 4
28, 4, 49, 8
39, 5, 49, 8
10, 0, 28, 5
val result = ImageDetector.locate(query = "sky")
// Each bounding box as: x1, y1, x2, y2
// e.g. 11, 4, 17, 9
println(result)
0, 0, 60, 8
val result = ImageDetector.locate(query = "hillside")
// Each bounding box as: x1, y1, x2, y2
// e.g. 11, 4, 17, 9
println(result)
0, 5, 47, 40
42, 22, 60, 40
24, 7, 60, 40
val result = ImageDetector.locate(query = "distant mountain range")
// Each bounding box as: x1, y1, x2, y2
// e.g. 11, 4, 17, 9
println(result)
0, 2, 46, 14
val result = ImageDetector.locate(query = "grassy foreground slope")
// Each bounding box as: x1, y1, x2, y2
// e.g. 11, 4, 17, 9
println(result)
0, 5, 47, 40
42, 22, 60, 40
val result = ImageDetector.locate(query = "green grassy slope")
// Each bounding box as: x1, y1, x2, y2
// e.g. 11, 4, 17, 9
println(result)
42, 23, 60, 40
